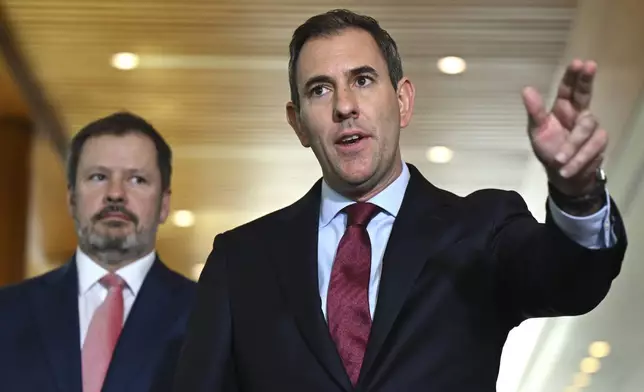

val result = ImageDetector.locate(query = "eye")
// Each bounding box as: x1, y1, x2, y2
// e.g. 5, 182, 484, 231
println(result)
130, 176, 147, 185
355, 75, 373, 87
89, 173, 106, 181
310, 85, 330, 97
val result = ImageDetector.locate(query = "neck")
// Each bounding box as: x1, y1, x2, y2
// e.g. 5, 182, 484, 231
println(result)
341, 159, 403, 202
82, 246, 153, 272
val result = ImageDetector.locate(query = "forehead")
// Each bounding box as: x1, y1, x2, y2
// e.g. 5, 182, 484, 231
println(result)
78, 133, 158, 171
296, 28, 388, 81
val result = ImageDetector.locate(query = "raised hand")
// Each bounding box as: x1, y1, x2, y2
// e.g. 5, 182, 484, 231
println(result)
522, 59, 607, 196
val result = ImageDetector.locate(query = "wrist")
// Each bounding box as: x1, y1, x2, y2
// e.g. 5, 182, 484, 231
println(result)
548, 168, 608, 216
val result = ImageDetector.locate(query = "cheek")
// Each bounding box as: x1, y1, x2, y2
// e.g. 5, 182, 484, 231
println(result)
72, 195, 100, 219
302, 113, 331, 145
375, 99, 401, 137
131, 195, 162, 221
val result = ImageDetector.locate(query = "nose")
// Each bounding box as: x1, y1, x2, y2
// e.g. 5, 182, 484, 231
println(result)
333, 87, 359, 122
104, 179, 126, 204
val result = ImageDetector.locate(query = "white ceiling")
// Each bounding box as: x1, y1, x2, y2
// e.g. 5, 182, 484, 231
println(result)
3, 0, 578, 271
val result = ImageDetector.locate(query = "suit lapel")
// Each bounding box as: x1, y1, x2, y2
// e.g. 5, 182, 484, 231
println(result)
272, 180, 353, 392
30, 260, 83, 392
102, 259, 184, 391
359, 164, 462, 385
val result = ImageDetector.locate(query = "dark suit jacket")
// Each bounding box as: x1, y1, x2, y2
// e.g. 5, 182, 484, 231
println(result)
173, 164, 627, 392
0, 255, 196, 392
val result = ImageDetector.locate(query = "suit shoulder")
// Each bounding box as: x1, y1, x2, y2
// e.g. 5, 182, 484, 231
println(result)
463, 188, 527, 207
440, 187, 530, 218
155, 261, 198, 296
0, 281, 24, 306
215, 202, 294, 242
165, 266, 198, 290
211, 180, 323, 248
0, 265, 66, 307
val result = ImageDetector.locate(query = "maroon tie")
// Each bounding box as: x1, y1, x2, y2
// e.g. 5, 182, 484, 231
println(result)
327, 202, 380, 385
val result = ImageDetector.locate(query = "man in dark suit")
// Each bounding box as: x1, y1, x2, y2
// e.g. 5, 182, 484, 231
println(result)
173, 9, 627, 392
0, 112, 195, 392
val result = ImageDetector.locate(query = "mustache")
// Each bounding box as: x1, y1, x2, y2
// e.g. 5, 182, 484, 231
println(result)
340, 119, 361, 129
93, 205, 138, 224
337, 120, 372, 134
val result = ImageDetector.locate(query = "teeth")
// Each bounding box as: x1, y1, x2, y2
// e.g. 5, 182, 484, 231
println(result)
341, 135, 360, 143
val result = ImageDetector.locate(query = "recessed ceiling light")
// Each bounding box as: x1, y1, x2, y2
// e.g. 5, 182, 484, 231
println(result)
426, 146, 454, 163
588, 341, 611, 358
172, 210, 195, 227
580, 357, 601, 374
573, 372, 590, 388
111, 52, 139, 70
437, 56, 466, 75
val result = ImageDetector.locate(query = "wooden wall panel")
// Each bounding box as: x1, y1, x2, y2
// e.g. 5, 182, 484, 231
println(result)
0, 117, 31, 286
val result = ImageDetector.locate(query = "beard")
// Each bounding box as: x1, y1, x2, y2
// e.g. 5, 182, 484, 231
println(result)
73, 207, 157, 266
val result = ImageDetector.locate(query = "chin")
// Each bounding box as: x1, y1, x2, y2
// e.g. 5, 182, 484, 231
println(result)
342, 173, 372, 186
96, 225, 131, 237
322, 152, 379, 186
337, 164, 377, 186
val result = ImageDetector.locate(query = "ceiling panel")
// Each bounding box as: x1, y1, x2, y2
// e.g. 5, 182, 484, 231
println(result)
3, 0, 576, 280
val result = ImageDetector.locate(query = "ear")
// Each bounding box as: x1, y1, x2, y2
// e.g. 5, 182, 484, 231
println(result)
158, 189, 171, 224
286, 102, 311, 148
396, 77, 415, 129
67, 187, 76, 216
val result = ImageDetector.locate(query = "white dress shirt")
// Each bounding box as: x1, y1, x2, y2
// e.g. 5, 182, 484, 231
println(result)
76, 248, 156, 347
317, 162, 616, 320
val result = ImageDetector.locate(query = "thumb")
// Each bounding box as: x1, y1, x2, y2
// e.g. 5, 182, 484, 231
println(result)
522, 86, 548, 136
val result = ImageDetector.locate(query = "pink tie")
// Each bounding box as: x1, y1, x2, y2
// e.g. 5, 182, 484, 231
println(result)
82, 273, 125, 392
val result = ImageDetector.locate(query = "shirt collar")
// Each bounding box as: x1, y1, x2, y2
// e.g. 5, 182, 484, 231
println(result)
75, 247, 156, 296
319, 161, 411, 228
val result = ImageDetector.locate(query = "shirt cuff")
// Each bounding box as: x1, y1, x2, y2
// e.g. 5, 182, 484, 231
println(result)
548, 189, 616, 249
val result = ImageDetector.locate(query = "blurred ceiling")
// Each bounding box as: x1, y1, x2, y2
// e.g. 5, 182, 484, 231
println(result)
2, 0, 578, 276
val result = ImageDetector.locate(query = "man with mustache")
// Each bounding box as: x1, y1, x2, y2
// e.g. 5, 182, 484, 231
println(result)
0, 112, 196, 392
174, 9, 628, 392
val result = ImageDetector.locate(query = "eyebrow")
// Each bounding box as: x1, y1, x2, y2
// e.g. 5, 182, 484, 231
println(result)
84, 165, 147, 175
303, 65, 380, 92
84, 165, 112, 173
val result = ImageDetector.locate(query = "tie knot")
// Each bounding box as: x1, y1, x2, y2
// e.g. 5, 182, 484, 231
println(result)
344, 202, 380, 227
100, 273, 125, 290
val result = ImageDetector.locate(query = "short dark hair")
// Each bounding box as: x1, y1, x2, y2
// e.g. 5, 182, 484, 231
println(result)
288, 9, 404, 108
66, 111, 172, 192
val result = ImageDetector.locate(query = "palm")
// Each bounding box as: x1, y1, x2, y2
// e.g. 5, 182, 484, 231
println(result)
529, 112, 569, 166
521, 59, 607, 193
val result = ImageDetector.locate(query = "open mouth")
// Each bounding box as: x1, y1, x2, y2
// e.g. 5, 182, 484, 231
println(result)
335, 129, 371, 148
337, 134, 364, 145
